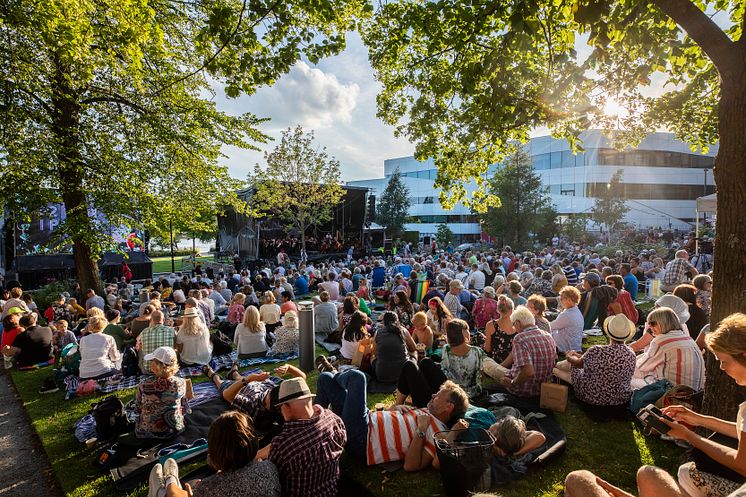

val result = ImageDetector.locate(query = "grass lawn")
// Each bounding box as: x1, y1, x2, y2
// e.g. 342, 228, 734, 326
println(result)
8, 338, 685, 497
150, 256, 216, 274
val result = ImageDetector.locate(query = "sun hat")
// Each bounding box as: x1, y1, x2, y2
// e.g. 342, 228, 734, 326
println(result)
5, 307, 26, 316
144, 346, 177, 366
275, 377, 315, 406
482, 286, 496, 298
655, 294, 690, 324
183, 307, 199, 318
603, 314, 636, 342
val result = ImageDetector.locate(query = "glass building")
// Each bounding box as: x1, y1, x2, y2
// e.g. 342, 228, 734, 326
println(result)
347, 131, 717, 242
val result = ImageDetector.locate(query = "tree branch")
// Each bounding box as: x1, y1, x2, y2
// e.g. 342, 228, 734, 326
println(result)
651, 0, 735, 69
80, 94, 149, 114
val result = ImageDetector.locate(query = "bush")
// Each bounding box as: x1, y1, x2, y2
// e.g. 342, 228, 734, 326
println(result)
147, 249, 201, 257
31, 280, 74, 312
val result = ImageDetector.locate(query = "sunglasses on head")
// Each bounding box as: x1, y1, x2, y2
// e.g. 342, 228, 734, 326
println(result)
648, 321, 657, 326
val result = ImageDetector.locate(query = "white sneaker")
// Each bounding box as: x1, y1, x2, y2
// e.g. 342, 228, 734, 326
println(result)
163, 458, 181, 490
148, 463, 164, 497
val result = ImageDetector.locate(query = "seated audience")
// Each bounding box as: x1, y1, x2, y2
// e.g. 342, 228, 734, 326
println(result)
483, 306, 557, 398
175, 307, 212, 366
148, 410, 281, 497
226, 293, 246, 325
410, 311, 434, 353
234, 306, 269, 359
79, 316, 120, 379
484, 295, 515, 364
340, 310, 369, 362
3, 313, 53, 367
271, 311, 299, 355
674, 284, 708, 340
606, 274, 639, 324
632, 307, 705, 391
550, 286, 584, 353
137, 310, 177, 374
440, 319, 485, 398
104, 309, 132, 351
527, 294, 551, 333
472, 286, 499, 330
554, 314, 636, 406
135, 346, 190, 440
259, 292, 282, 335
372, 311, 417, 383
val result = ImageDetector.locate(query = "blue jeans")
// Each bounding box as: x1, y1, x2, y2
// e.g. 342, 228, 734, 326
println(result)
315, 369, 369, 459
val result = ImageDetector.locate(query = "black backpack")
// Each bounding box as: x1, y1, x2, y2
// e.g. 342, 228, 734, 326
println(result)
91, 396, 133, 441
210, 330, 233, 356
120, 345, 139, 377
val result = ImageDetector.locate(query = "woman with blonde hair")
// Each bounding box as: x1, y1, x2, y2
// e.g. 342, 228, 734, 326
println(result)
632, 307, 704, 391
259, 291, 281, 334
79, 315, 121, 379
175, 307, 212, 366
235, 306, 268, 359
484, 295, 515, 364
270, 310, 299, 354
227, 293, 247, 325
527, 294, 550, 333
135, 346, 190, 440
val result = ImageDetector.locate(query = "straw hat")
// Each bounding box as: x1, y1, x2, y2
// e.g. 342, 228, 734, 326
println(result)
603, 314, 636, 342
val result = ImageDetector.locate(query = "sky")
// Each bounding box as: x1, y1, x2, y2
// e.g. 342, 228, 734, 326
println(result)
213, 32, 414, 183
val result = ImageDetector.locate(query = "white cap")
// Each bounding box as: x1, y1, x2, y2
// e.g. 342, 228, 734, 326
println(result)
144, 346, 177, 365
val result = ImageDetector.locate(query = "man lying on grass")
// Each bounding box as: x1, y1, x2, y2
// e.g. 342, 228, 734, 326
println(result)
316, 370, 493, 471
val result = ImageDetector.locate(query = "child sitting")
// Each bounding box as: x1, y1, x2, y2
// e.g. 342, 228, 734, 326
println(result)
692, 274, 712, 318
227, 293, 246, 325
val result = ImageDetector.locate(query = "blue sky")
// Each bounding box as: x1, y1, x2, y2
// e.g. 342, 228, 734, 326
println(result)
213, 32, 414, 183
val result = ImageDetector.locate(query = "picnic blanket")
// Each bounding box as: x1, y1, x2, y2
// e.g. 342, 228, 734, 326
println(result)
64, 351, 297, 395
315, 333, 342, 354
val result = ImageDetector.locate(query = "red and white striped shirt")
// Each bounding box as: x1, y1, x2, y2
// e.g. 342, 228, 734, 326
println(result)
366, 408, 446, 465
635, 330, 705, 390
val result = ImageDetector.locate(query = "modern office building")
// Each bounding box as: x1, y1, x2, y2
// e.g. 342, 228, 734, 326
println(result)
348, 130, 717, 243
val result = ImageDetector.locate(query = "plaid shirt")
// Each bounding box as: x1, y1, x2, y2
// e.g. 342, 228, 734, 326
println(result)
138, 324, 176, 372
508, 326, 557, 397
663, 258, 695, 286
270, 405, 346, 497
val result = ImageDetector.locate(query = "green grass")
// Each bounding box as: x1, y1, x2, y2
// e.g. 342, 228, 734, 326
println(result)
8, 338, 685, 497
150, 256, 216, 274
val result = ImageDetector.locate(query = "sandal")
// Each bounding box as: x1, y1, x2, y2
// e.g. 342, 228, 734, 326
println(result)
202, 365, 216, 379
315, 355, 337, 374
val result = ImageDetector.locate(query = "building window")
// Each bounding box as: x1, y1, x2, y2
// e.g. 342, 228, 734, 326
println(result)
550, 152, 562, 169
533, 154, 550, 170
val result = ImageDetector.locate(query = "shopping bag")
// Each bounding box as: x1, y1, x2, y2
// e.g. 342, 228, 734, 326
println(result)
352, 338, 373, 368
540, 379, 568, 412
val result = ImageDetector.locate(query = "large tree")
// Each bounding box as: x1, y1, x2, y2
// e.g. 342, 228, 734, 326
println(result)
0, 0, 367, 291
375, 168, 411, 236
480, 148, 556, 248
364, 1, 746, 420
250, 126, 345, 253
590, 169, 630, 236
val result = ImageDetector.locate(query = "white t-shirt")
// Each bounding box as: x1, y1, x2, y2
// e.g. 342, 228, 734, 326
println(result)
318, 281, 340, 301
235, 323, 268, 355
176, 327, 213, 365
259, 304, 281, 325
79, 333, 120, 379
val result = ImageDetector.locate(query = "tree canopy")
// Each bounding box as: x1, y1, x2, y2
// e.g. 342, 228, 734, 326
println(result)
480, 148, 556, 247
375, 168, 411, 235
250, 126, 345, 252
363, 0, 746, 420
0, 0, 369, 290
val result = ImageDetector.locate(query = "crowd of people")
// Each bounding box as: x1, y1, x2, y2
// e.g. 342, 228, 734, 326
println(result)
0, 228, 743, 497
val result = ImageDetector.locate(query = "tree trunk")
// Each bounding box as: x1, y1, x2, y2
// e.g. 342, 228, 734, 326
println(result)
701, 70, 746, 421
51, 58, 103, 294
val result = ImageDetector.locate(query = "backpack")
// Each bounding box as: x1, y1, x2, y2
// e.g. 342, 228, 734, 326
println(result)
629, 378, 672, 415
120, 345, 140, 377
210, 330, 233, 356
91, 395, 134, 442
61, 343, 81, 376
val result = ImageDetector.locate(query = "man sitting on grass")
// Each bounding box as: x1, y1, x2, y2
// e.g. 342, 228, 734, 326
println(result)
316, 371, 475, 472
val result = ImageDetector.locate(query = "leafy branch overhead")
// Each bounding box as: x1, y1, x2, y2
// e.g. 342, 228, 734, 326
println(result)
0, 0, 369, 289
250, 126, 345, 251
362, 0, 741, 209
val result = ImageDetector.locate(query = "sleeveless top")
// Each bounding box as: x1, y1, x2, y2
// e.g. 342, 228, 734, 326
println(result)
488, 319, 515, 363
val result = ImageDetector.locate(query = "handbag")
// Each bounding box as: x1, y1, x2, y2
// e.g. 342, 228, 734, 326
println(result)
629, 378, 672, 415
540, 377, 568, 413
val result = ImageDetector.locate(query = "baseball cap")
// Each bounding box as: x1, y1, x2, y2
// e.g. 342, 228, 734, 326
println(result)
144, 346, 177, 365
6, 307, 26, 316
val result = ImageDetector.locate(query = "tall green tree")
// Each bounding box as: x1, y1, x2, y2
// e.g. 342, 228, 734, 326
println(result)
250, 126, 345, 253
435, 223, 453, 246
364, 0, 746, 420
480, 149, 556, 248
0, 0, 368, 291
590, 169, 630, 236
375, 168, 411, 236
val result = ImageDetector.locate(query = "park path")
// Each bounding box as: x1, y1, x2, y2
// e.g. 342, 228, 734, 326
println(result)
0, 370, 62, 497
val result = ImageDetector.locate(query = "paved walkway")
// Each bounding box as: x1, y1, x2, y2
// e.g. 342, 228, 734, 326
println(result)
0, 371, 62, 497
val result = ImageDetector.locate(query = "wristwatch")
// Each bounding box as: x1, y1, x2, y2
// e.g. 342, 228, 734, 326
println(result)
416, 430, 426, 439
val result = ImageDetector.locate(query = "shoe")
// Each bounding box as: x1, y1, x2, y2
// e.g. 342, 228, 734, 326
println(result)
202, 365, 215, 379
315, 355, 336, 374
39, 377, 59, 394
148, 463, 164, 497
163, 457, 181, 490
64, 390, 76, 401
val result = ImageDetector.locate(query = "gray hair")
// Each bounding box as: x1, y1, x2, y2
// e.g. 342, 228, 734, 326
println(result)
510, 306, 535, 327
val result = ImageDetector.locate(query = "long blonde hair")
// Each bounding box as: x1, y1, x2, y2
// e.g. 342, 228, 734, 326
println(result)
242, 306, 263, 333
180, 314, 207, 336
